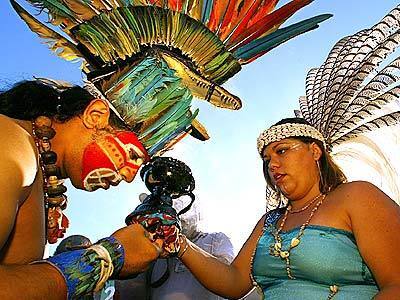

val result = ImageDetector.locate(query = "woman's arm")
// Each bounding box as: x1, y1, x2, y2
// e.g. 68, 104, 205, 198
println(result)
179, 214, 266, 299
346, 181, 400, 299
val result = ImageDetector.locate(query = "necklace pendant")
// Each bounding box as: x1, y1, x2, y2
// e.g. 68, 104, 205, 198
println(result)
269, 246, 280, 257
280, 251, 289, 259
290, 237, 300, 248
274, 242, 282, 251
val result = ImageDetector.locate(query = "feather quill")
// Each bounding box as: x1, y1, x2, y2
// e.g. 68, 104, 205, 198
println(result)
332, 111, 400, 145
11, 0, 83, 62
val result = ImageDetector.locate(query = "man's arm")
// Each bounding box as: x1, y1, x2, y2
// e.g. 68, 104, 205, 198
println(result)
0, 165, 64, 298
0, 264, 67, 300
0, 138, 67, 299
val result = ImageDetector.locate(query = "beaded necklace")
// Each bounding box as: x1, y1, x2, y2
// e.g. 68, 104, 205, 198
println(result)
32, 116, 69, 244
269, 194, 326, 279
289, 193, 322, 214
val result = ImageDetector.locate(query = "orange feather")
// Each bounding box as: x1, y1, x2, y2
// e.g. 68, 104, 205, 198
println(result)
207, 0, 230, 32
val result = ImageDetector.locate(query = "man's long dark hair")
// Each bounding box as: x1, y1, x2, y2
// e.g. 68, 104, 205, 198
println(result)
0, 80, 127, 128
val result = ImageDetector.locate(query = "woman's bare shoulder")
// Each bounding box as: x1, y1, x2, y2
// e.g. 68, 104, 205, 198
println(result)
334, 181, 398, 214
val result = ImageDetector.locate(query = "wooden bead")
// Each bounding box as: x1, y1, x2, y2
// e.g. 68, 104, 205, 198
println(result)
47, 184, 67, 196
47, 195, 66, 206
41, 151, 57, 165
34, 116, 52, 127
40, 139, 51, 152
47, 175, 59, 186
44, 164, 60, 177
35, 126, 56, 139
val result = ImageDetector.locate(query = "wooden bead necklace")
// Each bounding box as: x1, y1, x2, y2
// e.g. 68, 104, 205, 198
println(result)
32, 116, 69, 244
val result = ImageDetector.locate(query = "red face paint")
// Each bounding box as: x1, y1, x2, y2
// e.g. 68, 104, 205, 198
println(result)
81, 131, 148, 191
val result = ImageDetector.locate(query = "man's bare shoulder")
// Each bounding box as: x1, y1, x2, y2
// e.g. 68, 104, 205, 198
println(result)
0, 114, 38, 186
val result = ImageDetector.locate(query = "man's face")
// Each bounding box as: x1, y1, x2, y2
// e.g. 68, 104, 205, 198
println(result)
81, 131, 148, 191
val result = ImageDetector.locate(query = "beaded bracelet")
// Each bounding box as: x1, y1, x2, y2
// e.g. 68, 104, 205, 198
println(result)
45, 236, 124, 299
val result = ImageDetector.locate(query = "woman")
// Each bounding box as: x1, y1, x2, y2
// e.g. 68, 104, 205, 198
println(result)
175, 5, 400, 298
175, 117, 400, 299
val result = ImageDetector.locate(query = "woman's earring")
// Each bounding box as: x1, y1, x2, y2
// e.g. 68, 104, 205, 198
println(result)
317, 160, 323, 186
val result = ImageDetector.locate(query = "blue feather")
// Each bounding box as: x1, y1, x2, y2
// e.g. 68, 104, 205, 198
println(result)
234, 14, 333, 61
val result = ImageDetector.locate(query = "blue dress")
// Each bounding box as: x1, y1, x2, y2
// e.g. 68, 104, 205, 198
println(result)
251, 211, 379, 299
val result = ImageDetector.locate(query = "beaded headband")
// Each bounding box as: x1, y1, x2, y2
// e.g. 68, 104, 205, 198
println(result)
257, 123, 326, 155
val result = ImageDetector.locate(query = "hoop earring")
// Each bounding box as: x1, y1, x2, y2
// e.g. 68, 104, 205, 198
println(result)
317, 160, 323, 187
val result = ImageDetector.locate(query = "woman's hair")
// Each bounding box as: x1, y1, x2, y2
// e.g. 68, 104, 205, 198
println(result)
0, 80, 127, 129
264, 117, 347, 208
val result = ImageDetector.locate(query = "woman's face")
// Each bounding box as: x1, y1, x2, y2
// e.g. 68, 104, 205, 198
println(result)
262, 138, 320, 199
80, 131, 148, 191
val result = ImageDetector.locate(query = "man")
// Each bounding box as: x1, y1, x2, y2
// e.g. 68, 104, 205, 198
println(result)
0, 81, 163, 299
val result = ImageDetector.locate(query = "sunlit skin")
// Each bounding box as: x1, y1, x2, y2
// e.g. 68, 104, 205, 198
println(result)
172, 136, 400, 299
262, 138, 322, 210
0, 99, 163, 299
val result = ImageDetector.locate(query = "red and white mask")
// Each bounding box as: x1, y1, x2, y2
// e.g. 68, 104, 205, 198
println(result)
81, 131, 148, 191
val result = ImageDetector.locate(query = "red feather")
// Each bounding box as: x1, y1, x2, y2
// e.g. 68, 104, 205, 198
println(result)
228, 0, 312, 50
219, 0, 259, 41
224, 0, 279, 45
248, 0, 279, 27
207, 0, 230, 32
167, 0, 183, 11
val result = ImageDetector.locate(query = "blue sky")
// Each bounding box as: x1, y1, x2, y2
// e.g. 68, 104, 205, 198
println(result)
1, 1, 399, 253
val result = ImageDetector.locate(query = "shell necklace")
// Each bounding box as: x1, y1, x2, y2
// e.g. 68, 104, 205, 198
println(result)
269, 193, 326, 279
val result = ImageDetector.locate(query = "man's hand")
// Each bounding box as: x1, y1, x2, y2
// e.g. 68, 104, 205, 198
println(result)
112, 223, 163, 278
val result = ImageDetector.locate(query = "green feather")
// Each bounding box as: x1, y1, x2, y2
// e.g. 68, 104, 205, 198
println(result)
24, 0, 78, 25
148, 108, 199, 154
139, 91, 192, 140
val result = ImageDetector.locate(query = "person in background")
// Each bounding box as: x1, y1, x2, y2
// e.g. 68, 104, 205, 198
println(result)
116, 194, 235, 300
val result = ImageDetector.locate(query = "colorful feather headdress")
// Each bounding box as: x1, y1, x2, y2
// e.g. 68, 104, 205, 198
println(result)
11, 0, 331, 155
296, 5, 400, 201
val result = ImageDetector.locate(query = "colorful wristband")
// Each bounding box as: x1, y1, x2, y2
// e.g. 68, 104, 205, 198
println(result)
96, 236, 125, 278
46, 236, 124, 299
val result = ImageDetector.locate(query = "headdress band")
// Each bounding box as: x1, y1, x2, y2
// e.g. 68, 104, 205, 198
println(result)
257, 123, 326, 155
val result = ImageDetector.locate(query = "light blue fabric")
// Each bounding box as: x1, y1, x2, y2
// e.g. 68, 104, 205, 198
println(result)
252, 221, 379, 299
